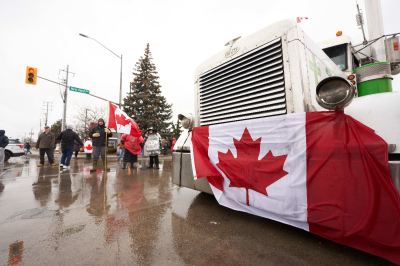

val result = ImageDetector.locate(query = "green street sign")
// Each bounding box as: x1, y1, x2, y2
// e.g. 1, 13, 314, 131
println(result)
69, 86, 89, 94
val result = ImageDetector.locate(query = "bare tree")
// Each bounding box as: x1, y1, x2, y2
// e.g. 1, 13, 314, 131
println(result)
71, 103, 107, 140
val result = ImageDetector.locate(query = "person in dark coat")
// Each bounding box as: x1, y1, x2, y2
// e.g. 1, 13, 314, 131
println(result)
89, 118, 113, 172
74, 140, 81, 159
56, 125, 83, 169
0, 130, 9, 166
36, 126, 56, 167
25, 143, 32, 155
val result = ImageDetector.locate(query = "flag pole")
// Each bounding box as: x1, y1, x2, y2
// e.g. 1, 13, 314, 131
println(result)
105, 101, 109, 171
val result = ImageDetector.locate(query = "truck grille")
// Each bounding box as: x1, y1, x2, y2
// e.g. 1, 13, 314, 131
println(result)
199, 38, 286, 126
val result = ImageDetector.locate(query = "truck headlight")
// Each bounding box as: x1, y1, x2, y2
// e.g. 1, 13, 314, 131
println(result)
316, 76, 355, 110
178, 113, 194, 130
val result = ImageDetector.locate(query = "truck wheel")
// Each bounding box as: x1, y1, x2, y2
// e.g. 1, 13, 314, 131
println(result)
4, 151, 11, 161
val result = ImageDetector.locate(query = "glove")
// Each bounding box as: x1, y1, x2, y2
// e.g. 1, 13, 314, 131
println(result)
93, 133, 100, 137
105, 129, 111, 134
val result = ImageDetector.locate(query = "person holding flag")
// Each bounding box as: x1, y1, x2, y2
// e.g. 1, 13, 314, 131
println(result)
120, 134, 142, 169
106, 102, 143, 168
84, 138, 93, 160
89, 118, 113, 172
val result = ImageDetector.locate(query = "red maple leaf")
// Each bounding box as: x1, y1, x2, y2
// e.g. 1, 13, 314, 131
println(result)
216, 128, 288, 206
85, 143, 93, 150
116, 113, 131, 127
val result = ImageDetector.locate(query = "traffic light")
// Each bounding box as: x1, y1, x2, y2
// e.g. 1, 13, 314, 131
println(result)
25, 66, 37, 85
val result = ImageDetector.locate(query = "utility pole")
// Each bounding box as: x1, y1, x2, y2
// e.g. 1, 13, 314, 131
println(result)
61, 65, 69, 131
42, 102, 53, 127
85, 109, 88, 140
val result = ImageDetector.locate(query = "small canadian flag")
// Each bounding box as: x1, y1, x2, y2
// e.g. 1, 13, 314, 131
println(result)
297, 17, 308, 23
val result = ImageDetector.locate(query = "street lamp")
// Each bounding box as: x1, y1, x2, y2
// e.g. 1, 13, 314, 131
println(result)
79, 33, 123, 108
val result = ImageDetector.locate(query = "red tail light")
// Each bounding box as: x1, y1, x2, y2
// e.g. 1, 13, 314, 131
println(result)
17, 145, 23, 148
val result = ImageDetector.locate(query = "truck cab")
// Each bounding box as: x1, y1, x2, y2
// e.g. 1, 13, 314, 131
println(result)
172, 19, 400, 195
319, 35, 361, 76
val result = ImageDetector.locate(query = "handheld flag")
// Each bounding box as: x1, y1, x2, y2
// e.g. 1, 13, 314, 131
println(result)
108, 102, 142, 137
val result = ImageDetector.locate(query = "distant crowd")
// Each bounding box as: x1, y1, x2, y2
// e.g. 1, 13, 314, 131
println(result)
7, 118, 176, 171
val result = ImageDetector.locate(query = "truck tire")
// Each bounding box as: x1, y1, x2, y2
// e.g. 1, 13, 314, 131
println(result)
4, 151, 11, 162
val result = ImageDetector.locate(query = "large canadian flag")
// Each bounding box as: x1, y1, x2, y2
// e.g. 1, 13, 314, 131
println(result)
191, 111, 400, 264
108, 102, 142, 137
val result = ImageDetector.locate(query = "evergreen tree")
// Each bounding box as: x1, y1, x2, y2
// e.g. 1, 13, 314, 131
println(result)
50, 119, 62, 137
123, 43, 172, 137
171, 118, 183, 139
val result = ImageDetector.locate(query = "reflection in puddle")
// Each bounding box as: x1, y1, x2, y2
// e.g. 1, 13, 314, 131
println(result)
8, 241, 24, 266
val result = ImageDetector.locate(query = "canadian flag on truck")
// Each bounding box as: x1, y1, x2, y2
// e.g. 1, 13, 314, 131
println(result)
107, 102, 142, 137
297, 17, 308, 23
190, 111, 400, 265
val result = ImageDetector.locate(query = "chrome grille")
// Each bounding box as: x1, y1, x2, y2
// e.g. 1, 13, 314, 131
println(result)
199, 38, 286, 126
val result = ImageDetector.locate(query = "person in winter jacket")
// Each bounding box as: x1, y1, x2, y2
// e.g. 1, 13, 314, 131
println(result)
89, 118, 113, 172
56, 125, 83, 169
143, 127, 162, 169
84, 138, 93, 159
116, 141, 125, 162
120, 134, 142, 169
74, 140, 81, 159
171, 137, 176, 152
162, 138, 168, 155
0, 130, 9, 166
36, 126, 56, 167
25, 143, 32, 155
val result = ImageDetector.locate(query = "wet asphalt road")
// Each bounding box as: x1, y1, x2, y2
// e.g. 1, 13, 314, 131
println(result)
0, 155, 395, 266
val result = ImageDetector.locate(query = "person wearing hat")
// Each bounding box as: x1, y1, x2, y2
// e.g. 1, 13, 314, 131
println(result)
89, 118, 113, 172
56, 125, 83, 169
143, 127, 162, 169
36, 126, 56, 167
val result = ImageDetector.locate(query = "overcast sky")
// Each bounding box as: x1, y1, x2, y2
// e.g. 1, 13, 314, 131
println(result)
1, 0, 399, 139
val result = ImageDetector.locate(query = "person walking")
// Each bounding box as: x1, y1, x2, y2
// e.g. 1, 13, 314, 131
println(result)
0, 130, 9, 166
162, 138, 168, 155
171, 137, 176, 152
116, 141, 125, 162
25, 142, 32, 155
84, 138, 93, 159
120, 134, 142, 169
74, 140, 80, 159
36, 126, 56, 167
56, 125, 83, 169
143, 127, 161, 169
52, 141, 57, 158
89, 118, 113, 172
166, 136, 170, 152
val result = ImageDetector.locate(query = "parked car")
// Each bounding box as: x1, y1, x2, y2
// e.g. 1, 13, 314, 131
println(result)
5, 139, 25, 161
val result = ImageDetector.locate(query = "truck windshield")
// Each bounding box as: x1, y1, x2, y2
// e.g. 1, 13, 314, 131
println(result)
323, 44, 347, 71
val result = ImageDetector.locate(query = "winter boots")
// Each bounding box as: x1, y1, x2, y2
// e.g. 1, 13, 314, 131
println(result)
103, 160, 110, 171
90, 160, 110, 172
122, 162, 135, 169
90, 160, 97, 172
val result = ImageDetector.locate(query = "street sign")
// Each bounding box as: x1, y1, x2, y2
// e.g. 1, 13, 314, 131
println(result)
69, 86, 89, 94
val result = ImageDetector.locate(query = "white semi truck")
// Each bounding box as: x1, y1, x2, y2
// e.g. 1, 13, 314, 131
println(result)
172, 2, 400, 195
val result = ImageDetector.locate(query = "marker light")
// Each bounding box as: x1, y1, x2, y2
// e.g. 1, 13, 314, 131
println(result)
336, 31, 342, 36
316, 76, 355, 110
348, 75, 355, 80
